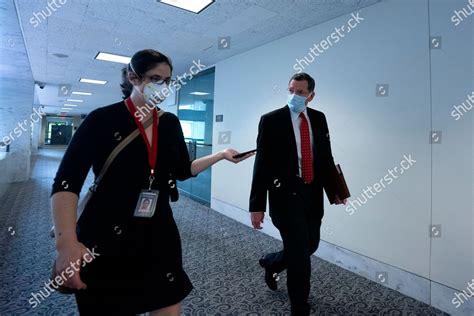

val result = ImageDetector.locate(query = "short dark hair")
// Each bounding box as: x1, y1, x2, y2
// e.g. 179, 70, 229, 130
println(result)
289, 73, 315, 92
120, 49, 173, 99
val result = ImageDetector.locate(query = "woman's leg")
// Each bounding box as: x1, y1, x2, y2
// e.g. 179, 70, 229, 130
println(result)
149, 303, 181, 316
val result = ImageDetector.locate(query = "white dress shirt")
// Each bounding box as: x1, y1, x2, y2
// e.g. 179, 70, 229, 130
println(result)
289, 106, 314, 177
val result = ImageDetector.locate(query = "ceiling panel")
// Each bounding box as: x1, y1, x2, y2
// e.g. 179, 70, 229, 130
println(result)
4, 0, 380, 115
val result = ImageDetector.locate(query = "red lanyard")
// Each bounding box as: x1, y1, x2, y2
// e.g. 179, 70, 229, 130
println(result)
125, 98, 159, 180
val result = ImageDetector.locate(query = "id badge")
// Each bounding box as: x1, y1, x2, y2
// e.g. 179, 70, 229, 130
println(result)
133, 190, 159, 218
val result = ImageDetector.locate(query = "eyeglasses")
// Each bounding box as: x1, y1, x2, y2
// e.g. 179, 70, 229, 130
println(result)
143, 75, 172, 86
129, 63, 171, 85
287, 88, 311, 97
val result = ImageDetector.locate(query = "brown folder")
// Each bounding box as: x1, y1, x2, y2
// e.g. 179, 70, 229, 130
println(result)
325, 164, 350, 205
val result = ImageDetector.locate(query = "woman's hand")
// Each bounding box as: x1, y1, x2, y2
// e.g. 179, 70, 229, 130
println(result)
55, 241, 90, 290
220, 148, 255, 164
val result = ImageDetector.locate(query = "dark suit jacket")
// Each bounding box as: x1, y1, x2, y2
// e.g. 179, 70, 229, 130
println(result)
249, 105, 338, 219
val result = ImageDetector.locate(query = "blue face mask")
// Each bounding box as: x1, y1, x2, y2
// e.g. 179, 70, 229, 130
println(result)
287, 94, 307, 113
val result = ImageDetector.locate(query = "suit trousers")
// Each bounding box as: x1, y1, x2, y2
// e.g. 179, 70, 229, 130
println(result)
264, 178, 323, 313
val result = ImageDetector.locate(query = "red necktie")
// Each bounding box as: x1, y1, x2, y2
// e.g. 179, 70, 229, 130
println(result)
299, 113, 314, 183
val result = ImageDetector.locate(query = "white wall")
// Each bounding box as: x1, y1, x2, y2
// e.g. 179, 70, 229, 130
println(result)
30, 107, 43, 155
0, 0, 36, 199
429, 0, 473, 292
210, 0, 472, 300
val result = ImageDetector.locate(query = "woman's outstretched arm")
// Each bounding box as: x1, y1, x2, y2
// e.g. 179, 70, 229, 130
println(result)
190, 149, 254, 176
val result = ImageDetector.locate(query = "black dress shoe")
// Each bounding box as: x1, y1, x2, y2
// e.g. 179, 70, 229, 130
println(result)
259, 257, 278, 291
291, 303, 310, 316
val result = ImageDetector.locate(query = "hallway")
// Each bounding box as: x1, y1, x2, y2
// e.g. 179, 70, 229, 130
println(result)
0, 148, 446, 315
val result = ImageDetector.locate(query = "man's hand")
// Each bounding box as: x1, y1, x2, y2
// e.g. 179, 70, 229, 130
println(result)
334, 195, 348, 205
251, 212, 265, 229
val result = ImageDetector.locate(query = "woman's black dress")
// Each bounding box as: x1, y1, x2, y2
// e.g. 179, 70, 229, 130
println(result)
51, 101, 195, 315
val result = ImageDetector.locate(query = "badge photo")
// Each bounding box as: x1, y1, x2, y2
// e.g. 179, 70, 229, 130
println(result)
133, 190, 159, 218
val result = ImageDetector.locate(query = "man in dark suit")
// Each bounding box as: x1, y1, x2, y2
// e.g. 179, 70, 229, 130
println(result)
249, 73, 347, 315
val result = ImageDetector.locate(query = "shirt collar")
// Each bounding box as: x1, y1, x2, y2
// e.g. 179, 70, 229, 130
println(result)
288, 105, 309, 123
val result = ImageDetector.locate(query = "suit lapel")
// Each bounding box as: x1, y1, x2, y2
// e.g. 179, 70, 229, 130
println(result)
307, 108, 319, 159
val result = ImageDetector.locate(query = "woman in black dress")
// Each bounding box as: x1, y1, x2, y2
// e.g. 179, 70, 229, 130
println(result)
51, 49, 253, 315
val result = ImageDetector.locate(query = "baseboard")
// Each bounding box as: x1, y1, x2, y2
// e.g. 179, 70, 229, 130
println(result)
210, 197, 474, 316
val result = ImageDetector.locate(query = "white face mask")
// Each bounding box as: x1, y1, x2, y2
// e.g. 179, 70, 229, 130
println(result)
143, 82, 169, 105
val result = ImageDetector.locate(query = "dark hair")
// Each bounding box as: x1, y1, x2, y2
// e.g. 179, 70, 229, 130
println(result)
120, 49, 173, 99
289, 72, 315, 92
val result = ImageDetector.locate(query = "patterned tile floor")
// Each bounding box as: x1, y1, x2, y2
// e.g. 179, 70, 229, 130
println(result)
0, 148, 447, 315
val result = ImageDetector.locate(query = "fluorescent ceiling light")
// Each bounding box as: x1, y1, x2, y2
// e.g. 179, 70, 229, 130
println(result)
60, 108, 72, 111
79, 78, 107, 85
95, 52, 131, 64
63, 104, 78, 107
158, 0, 214, 14
72, 91, 92, 96
189, 91, 210, 96
67, 99, 83, 102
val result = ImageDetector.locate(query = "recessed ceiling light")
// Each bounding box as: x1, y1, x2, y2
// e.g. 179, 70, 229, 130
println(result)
189, 91, 210, 96
158, 0, 214, 14
72, 91, 92, 96
79, 78, 107, 85
66, 99, 83, 102
95, 52, 131, 64
63, 104, 77, 107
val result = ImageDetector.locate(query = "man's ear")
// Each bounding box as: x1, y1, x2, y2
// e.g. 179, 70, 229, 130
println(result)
307, 91, 315, 102
127, 71, 141, 86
